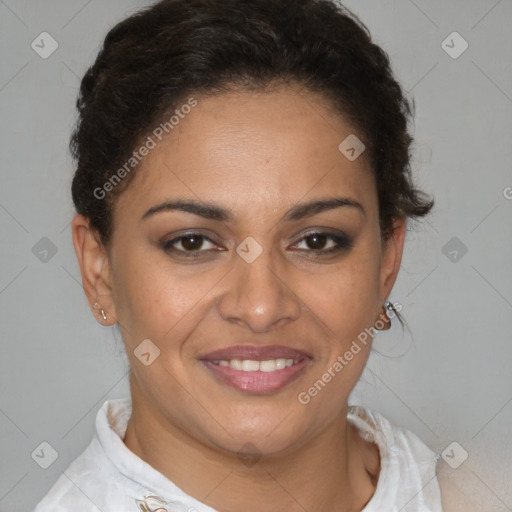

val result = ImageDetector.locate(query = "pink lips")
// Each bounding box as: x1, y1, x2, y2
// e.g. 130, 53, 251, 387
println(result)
200, 344, 312, 394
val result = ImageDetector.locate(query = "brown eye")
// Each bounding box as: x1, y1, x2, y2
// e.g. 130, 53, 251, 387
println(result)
163, 233, 216, 253
293, 231, 353, 254
181, 234, 204, 250
304, 233, 328, 250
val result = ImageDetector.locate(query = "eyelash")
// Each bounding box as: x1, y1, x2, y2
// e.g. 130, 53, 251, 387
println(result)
162, 231, 353, 258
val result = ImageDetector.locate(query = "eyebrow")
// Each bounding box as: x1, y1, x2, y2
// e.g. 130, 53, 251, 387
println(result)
140, 197, 366, 223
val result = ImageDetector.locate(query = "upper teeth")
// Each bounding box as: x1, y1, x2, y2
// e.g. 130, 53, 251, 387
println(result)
216, 359, 296, 372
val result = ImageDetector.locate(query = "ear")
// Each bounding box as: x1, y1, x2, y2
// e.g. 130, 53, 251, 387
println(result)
377, 216, 407, 305
71, 214, 117, 325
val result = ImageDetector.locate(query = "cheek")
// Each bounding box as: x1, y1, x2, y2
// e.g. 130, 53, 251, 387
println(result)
113, 252, 222, 346
292, 250, 381, 341
113, 231, 381, 355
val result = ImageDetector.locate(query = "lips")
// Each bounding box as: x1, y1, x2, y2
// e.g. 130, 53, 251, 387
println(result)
199, 345, 312, 394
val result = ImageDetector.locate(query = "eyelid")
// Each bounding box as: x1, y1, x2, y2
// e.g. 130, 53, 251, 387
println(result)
288, 229, 353, 253
161, 228, 353, 257
289, 228, 351, 244
162, 231, 221, 252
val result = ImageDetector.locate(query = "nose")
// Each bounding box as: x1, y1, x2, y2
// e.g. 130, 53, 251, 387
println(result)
217, 248, 301, 333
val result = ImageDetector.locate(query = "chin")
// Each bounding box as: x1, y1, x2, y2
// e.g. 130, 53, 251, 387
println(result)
207, 411, 311, 459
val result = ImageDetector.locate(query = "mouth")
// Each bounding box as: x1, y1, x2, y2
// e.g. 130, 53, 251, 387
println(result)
213, 358, 299, 371
199, 345, 312, 394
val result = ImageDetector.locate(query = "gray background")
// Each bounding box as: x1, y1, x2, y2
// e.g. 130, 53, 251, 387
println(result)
1, 0, 511, 511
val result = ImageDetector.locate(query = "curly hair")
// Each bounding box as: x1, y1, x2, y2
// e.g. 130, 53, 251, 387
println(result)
70, 0, 434, 254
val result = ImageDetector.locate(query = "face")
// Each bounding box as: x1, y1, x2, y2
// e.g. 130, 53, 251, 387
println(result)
74, 85, 405, 456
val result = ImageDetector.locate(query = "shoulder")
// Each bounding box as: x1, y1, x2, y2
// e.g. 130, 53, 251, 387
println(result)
435, 459, 489, 511
32, 398, 135, 512
33, 434, 124, 511
32, 438, 101, 511
348, 404, 443, 511
348, 404, 438, 464
32, 434, 144, 512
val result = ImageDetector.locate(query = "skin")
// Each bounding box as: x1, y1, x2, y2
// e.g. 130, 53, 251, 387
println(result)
72, 84, 406, 512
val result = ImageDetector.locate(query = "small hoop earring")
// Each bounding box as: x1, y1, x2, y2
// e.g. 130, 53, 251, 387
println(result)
93, 301, 107, 321
374, 301, 393, 331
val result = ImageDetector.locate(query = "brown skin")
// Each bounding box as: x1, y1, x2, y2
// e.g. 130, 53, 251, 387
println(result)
72, 85, 405, 512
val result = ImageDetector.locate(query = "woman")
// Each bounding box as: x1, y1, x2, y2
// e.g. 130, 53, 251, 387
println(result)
34, 0, 443, 510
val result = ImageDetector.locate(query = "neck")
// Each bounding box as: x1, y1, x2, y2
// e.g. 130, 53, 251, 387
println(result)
123, 387, 378, 512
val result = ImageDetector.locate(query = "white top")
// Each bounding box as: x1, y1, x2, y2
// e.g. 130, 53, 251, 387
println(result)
33, 397, 443, 512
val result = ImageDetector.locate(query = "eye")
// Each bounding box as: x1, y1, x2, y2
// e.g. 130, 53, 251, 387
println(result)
292, 231, 353, 254
163, 233, 218, 254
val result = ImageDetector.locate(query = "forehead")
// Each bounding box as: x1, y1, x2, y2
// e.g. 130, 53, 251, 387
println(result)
114, 86, 376, 220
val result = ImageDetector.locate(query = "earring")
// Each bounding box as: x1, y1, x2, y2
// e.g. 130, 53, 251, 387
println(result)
374, 301, 393, 331
93, 301, 107, 321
